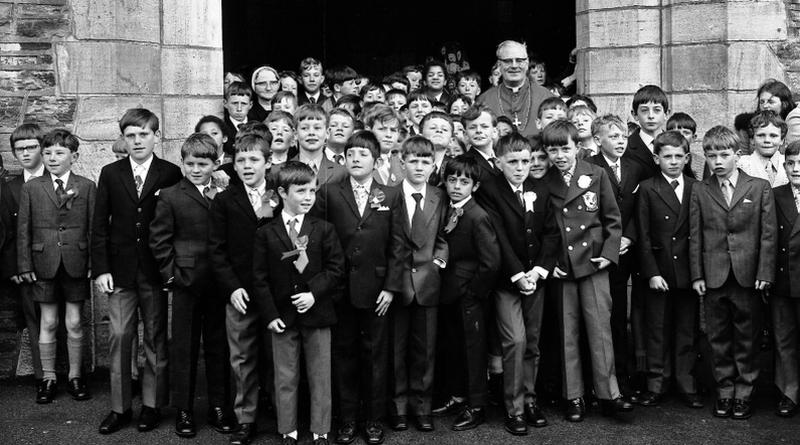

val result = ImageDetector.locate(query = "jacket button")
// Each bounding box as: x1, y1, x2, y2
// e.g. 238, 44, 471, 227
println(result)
673, 256, 678, 260
563, 208, 568, 213
580, 225, 586, 230
568, 246, 573, 251
136, 238, 140, 242
582, 242, 587, 247
665, 216, 669, 220
412, 268, 417, 273
59, 226, 65, 231
526, 229, 532, 234
136, 222, 141, 228
672, 237, 676, 241
782, 248, 786, 252
57, 242, 63, 246
565, 227, 571, 232
137, 207, 142, 213
577, 205, 583, 210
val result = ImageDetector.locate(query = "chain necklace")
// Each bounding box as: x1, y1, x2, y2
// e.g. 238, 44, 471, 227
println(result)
496, 82, 533, 132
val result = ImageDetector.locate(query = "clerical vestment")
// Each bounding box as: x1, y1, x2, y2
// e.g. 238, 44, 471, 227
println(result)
476, 80, 553, 138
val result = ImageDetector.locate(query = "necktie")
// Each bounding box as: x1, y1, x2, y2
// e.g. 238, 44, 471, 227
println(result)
310, 162, 318, 175
55, 178, 67, 205
288, 219, 309, 273
248, 188, 262, 211
670, 179, 681, 203
794, 188, 800, 213
443, 205, 460, 233
429, 164, 439, 185
766, 161, 776, 185
354, 184, 368, 216
333, 154, 344, 166
563, 171, 572, 187
611, 163, 620, 182
411, 193, 426, 246
309, 95, 317, 104
489, 157, 498, 170
203, 185, 216, 203
721, 179, 732, 206
515, 190, 524, 210
134, 173, 144, 197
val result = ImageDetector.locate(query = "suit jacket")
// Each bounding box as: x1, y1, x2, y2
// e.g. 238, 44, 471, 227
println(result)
769, 184, 799, 298
636, 174, 696, 289
478, 175, 560, 290
297, 92, 335, 112
373, 154, 405, 187
17, 174, 96, 279
218, 162, 241, 187
312, 178, 402, 308
463, 147, 501, 183
252, 215, 344, 328
589, 154, 643, 241
689, 170, 776, 289
440, 198, 500, 304
91, 156, 182, 288
544, 162, 623, 280
0, 180, 16, 279
624, 129, 659, 179
149, 178, 215, 291
388, 184, 449, 306
221, 110, 239, 156
291, 153, 348, 187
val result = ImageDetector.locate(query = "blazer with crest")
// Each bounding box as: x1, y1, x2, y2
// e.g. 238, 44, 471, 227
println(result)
543, 162, 622, 280
767, 184, 798, 298
589, 153, 644, 242
636, 173, 696, 289
252, 214, 345, 328
91, 156, 182, 288
689, 169, 776, 289
18, 174, 96, 279
311, 178, 402, 309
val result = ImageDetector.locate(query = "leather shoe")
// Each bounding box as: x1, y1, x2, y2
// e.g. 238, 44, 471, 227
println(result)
137, 406, 161, 431
389, 415, 408, 431
564, 397, 585, 422
432, 397, 467, 416
415, 414, 434, 432
682, 393, 704, 409
364, 421, 385, 444
281, 436, 297, 445
452, 406, 485, 431
504, 414, 528, 435
229, 422, 256, 445
67, 377, 91, 401
601, 397, 634, 416
713, 398, 733, 418
777, 395, 798, 417
99, 409, 132, 434
313, 438, 329, 445
36, 379, 57, 404
208, 406, 237, 433
638, 391, 662, 407
335, 421, 357, 444
732, 399, 752, 420
524, 401, 548, 427
175, 409, 196, 438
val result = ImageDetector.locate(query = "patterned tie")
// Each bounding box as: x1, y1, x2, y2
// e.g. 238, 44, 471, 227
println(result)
721, 179, 733, 206
55, 178, 67, 205
489, 157, 498, 171
766, 162, 776, 185
203, 185, 216, 203
310, 162, 319, 175
794, 187, 800, 213
612, 163, 621, 182
134, 173, 144, 197
248, 188, 261, 211
309, 95, 317, 104
333, 154, 344, 166
288, 218, 309, 273
354, 184, 368, 216
562, 171, 572, 187
411, 193, 426, 246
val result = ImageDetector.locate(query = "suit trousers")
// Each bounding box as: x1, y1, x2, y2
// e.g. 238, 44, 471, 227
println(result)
496, 286, 544, 415
108, 269, 169, 412
273, 325, 331, 435
439, 292, 488, 408
557, 270, 621, 400
170, 286, 230, 410
705, 276, 762, 401
771, 295, 800, 403
644, 288, 698, 394
608, 254, 632, 379
391, 302, 437, 416
333, 302, 389, 421
226, 304, 263, 423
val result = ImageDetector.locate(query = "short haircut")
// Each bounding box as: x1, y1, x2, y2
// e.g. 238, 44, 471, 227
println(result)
785, 140, 800, 157
119, 108, 159, 133
335, 94, 362, 117
461, 105, 497, 126
423, 60, 446, 81
653, 130, 690, 154
265, 110, 295, 129
567, 105, 596, 122
402, 65, 422, 75
10, 123, 43, 147
225, 81, 253, 101
496, 40, 527, 59
299, 57, 323, 73
294, 103, 328, 127
632, 84, 669, 112
360, 83, 384, 99
495, 132, 532, 157
328, 107, 355, 125
345, 130, 380, 160
194, 115, 226, 134
382, 73, 410, 91
528, 134, 545, 153
401, 135, 434, 159
734, 112, 755, 132
327, 65, 358, 86
666, 112, 697, 133
364, 104, 401, 129
43, 129, 79, 152
454, 70, 482, 85
537, 97, 567, 118
443, 154, 479, 181
236, 121, 272, 145
448, 94, 473, 110
385, 89, 407, 101
235, 134, 271, 160
111, 136, 127, 154
277, 160, 315, 190
270, 91, 297, 109
566, 94, 597, 113
496, 115, 517, 132
702, 125, 740, 153
431, 100, 447, 111
541, 120, 579, 147
749, 110, 788, 138
407, 91, 432, 105
591, 114, 626, 136
180, 132, 218, 160
420, 110, 454, 131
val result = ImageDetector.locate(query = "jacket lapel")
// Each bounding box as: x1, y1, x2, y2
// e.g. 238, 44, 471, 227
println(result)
704, 176, 730, 210
180, 179, 209, 208
360, 182, 385, 223
39, 177, 60, 208
270, 218, 295, 251
500, 180, 524, 218
139, 157, 162, 200
654, 174, 681, 214
564, 162, 593, 205
119, 160, 139, 202
728, 172, 751, 209
594, 155, 620, 190
338, 180, 361, 220
231, 185, 258, 221
423, 185, 440, 226
674, 176, 694, 230
776, 186, 800, 237
545, 167, 567, 202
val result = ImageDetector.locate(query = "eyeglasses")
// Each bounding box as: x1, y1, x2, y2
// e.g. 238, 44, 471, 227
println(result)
13, 144, 40, 153
499, 57, 529, 66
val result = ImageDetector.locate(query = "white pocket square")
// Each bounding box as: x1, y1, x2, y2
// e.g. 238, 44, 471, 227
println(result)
743, 198, 752, 203
377, 206, 390, 211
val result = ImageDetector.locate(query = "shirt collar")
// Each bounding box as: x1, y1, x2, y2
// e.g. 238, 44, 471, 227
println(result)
281, 210, 305, 228
501, 79, 528, 94
602, 154, 620, 167
350, 176, 373, 191
195, 179, 212, 195
229, 116, 247, 127
451, 195, 471, 209
473, 146, 496, 161
325, 147, 343, 161
662, 172, 682, 186
299, 151, 324, 169
402, 179, 426, 199
718, 169, 739, 188
506, 180, 524, 193
247, 180, 267, 196
51, 171, 70, 186
24, 164, 45, 182
130, 154, 154, 175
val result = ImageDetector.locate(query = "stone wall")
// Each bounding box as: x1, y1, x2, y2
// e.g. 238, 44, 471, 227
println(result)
0, 0, 223, 378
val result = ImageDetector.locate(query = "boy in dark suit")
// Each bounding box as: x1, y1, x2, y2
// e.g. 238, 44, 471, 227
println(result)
387, 136, 449, 433
461, 105, 501, 183
365, 105, 405, 187
542, 120, 633, 421
292, 104, 347, 186
253, 161, 345, 445
419, 111, 453, 187
690, 125, 776, 420
311, 130, 400, 445
149, 133, 235, 437
17, 129, 95, 404
209, 134, 277, 445
223, 82, 254, 157
433, 155, 500, 432
624, 85, 669, 179
93, 108, 182, 434
636, 131, 702, 409
771, 140, 800, 417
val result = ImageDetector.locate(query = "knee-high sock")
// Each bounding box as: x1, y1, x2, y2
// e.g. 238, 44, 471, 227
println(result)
67, 335, 83, 379
39, 341, 57, 381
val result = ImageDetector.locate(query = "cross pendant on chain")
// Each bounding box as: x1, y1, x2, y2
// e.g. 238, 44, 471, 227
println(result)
512, 113, 522, 127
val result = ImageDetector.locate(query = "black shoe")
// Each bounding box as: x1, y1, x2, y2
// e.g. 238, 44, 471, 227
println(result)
504, 414, 528, 436
99, 410, 132, 434
732, 399, 752, 420
564, 397, 585, 422
415, 415, 434, 432
452, 406, 485, 431
682, 393, 705, 409
524, 401, 548, 427
433, 397, 467, 417
313, 438, 329, 445
66, 377, 91, 401
35, 379, 57, 404
208, 406, 237, 433
777, 395, 798, 417
175, 409, 196, 438
488, 373, 504, 406
281, 436, 298, 445
335, 421, 357, 444
601, 397, 634, 416
230, 423, 256, 445
713, 398, 733, 418
137, 406, 161, 432
389, 415, 408, 431
638, 391, 662, 407
364, 421, 385, 444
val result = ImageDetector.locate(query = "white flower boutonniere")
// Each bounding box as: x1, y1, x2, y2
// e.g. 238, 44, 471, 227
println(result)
577, 175, 591, 189
523, 191, 536, 213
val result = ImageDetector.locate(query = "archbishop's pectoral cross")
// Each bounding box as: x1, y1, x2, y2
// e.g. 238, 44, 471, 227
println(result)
512, 114, 522, 127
